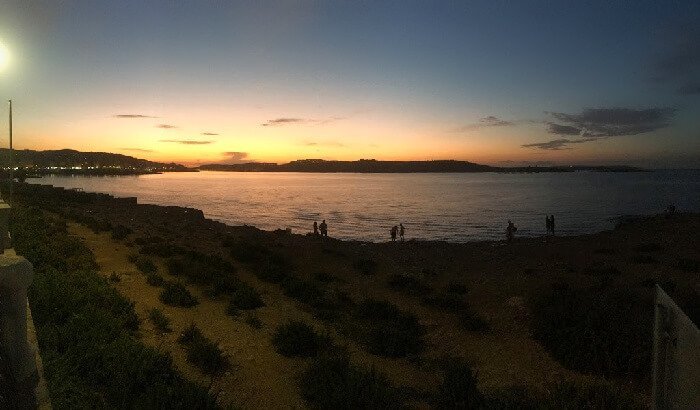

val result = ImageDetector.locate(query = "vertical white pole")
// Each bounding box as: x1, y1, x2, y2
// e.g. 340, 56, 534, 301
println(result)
8, 99, 12, 203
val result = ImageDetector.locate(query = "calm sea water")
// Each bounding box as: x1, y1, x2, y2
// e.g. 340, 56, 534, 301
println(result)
27, 170, 699, 242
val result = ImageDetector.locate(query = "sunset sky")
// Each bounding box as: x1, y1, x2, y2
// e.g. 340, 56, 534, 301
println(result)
0, 1, 698, 167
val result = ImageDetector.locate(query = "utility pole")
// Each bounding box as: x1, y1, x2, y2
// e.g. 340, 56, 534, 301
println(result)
7, 99, 12, 203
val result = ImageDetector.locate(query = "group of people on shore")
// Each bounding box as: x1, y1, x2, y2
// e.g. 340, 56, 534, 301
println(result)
506, 214, 556, 242
312, 220, 406, 242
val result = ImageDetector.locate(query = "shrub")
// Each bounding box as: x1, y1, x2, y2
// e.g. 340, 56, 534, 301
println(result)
445, 281, 467, 294
549, 379, 642, 408
313, 270, 334, 283
530, 283, 653, 380
632, 254, 658, 264
461, 309, 489, 332
134, 257, 157, 275
160, 282, 199, 307
281, 277, 325, 307
431, 359, 484, 409
677, 257, 699, 273
245, 315, 262, 329
149, 308, 171, 333
272, 320, 325, 357
354, 300, 424, 357
178, 324, 228, 375
352, 258, 377, 275
387, 274, 431, 295
594, 247, 616, 255
421, 293, 465, 312
141, 242, 182, 258
111, 224, 132, 240
228, 285, 264, 311
299, 352, 400, 409
225, 238, 271, 263
582, 264, 621, 277
146, 272, 166, 287
109, 272, 120, 283
253, 258, 290, 283
633, 242, 662, 253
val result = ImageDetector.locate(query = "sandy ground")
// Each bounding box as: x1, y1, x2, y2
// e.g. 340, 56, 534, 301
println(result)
66, 211, 700, 408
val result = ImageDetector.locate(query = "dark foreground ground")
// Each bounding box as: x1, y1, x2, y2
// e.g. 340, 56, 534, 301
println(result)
9, 182, 699, 408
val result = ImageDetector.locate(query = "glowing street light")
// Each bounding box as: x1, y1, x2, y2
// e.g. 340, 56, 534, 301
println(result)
0, 41, 9, 72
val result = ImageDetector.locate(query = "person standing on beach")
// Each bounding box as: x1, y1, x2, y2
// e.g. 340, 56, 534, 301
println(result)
550, 215, 555, 236
399, 223, 405, 241
506, 220, 517, 242
546, 215, 551, 235
390, 225, 397, 241
319, 220, 328, 238
313, 221, 319, 236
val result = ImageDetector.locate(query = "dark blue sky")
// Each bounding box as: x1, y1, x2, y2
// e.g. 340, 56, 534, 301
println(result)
0, 1, 698, 166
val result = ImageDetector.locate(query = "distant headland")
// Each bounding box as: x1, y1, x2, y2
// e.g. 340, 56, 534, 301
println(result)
0, 149, 645, 177
199, 158, 644, 173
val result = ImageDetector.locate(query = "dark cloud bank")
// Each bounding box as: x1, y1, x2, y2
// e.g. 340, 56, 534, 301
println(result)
524, 107, 676, 150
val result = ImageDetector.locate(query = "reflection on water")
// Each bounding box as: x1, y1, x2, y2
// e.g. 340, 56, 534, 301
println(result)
27, 170, 700, 242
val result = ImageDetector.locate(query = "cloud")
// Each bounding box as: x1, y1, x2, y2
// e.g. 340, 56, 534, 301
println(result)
156, 124, 178, 129
522, 138, 600, 151
261, 118, 307, 127
546, 122, 581, 135
160, 140, 214, 145
545, 107, 675, 138
261, 116, 346, 127
222, 151, 249, 163
304, 140, 345, 147
677, 83, 700, 95
650, 24, 700, 95
114, 114, 157, 119
457, 115, 515, 131
121, 148, 154, 153
201, 132, 219, 135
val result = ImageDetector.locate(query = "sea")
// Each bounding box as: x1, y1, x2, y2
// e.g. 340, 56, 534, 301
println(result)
26, 170, 699, 242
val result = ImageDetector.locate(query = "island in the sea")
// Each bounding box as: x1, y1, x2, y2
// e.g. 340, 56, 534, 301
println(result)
199, 158, 643, 173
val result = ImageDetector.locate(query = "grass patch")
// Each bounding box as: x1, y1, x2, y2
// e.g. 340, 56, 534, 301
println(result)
134, 257, 157, 274
299, 351, 400, 409
352, 258, 377, 275
431, 359, 484, 409
353, 300, 424, 358
178, 324, 229, 375
531, 283, 653, 380
228, 284, 265, 311
245, 314, 262, 329
9, 205, 215, 408
146, 272, 166, 287
272, 320, 326, 357
677, 257, 699, 273
149, 308, 172, 333
160, 282, 199, 308
111, 224, 132, 240
387, 273, 431, 295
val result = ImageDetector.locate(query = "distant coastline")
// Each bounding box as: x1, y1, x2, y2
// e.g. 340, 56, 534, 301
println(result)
198, 159, 645, 173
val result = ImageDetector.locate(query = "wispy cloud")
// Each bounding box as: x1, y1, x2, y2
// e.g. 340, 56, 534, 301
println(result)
121, 148, 154, 153
456, 115, 515, 132
303, 140, 346, 147
545, 107, 675, 138
650, 24, 700, 95
521, 138, 600, 151
222, 151, 249, 163
262, 118, 307, 127
201, 132, 219, 136
156, 124, 178, 129
261, 116, 346, 127
160, 140, 214, 145
114, 114, 157, 119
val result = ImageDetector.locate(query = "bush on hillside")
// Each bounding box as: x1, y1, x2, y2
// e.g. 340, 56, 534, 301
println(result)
272, 320, 326, 357
178, 324, 229, 375
160, 282, 199, 308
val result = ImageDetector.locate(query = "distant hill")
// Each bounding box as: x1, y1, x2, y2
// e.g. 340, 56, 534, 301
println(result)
0, 148, 189, 175
199, 159, 644, 173
200, 159, 495, 173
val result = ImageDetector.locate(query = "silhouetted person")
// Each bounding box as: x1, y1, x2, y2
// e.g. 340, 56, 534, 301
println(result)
313, 221, 319, 236
669, 204, 676, 214
390, 225, 397, 241
550, 215, 555, 236
399, 223, 405, 241
546, 215, 551, 235
506, 220, 517, 242
319, 220, 328, 238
